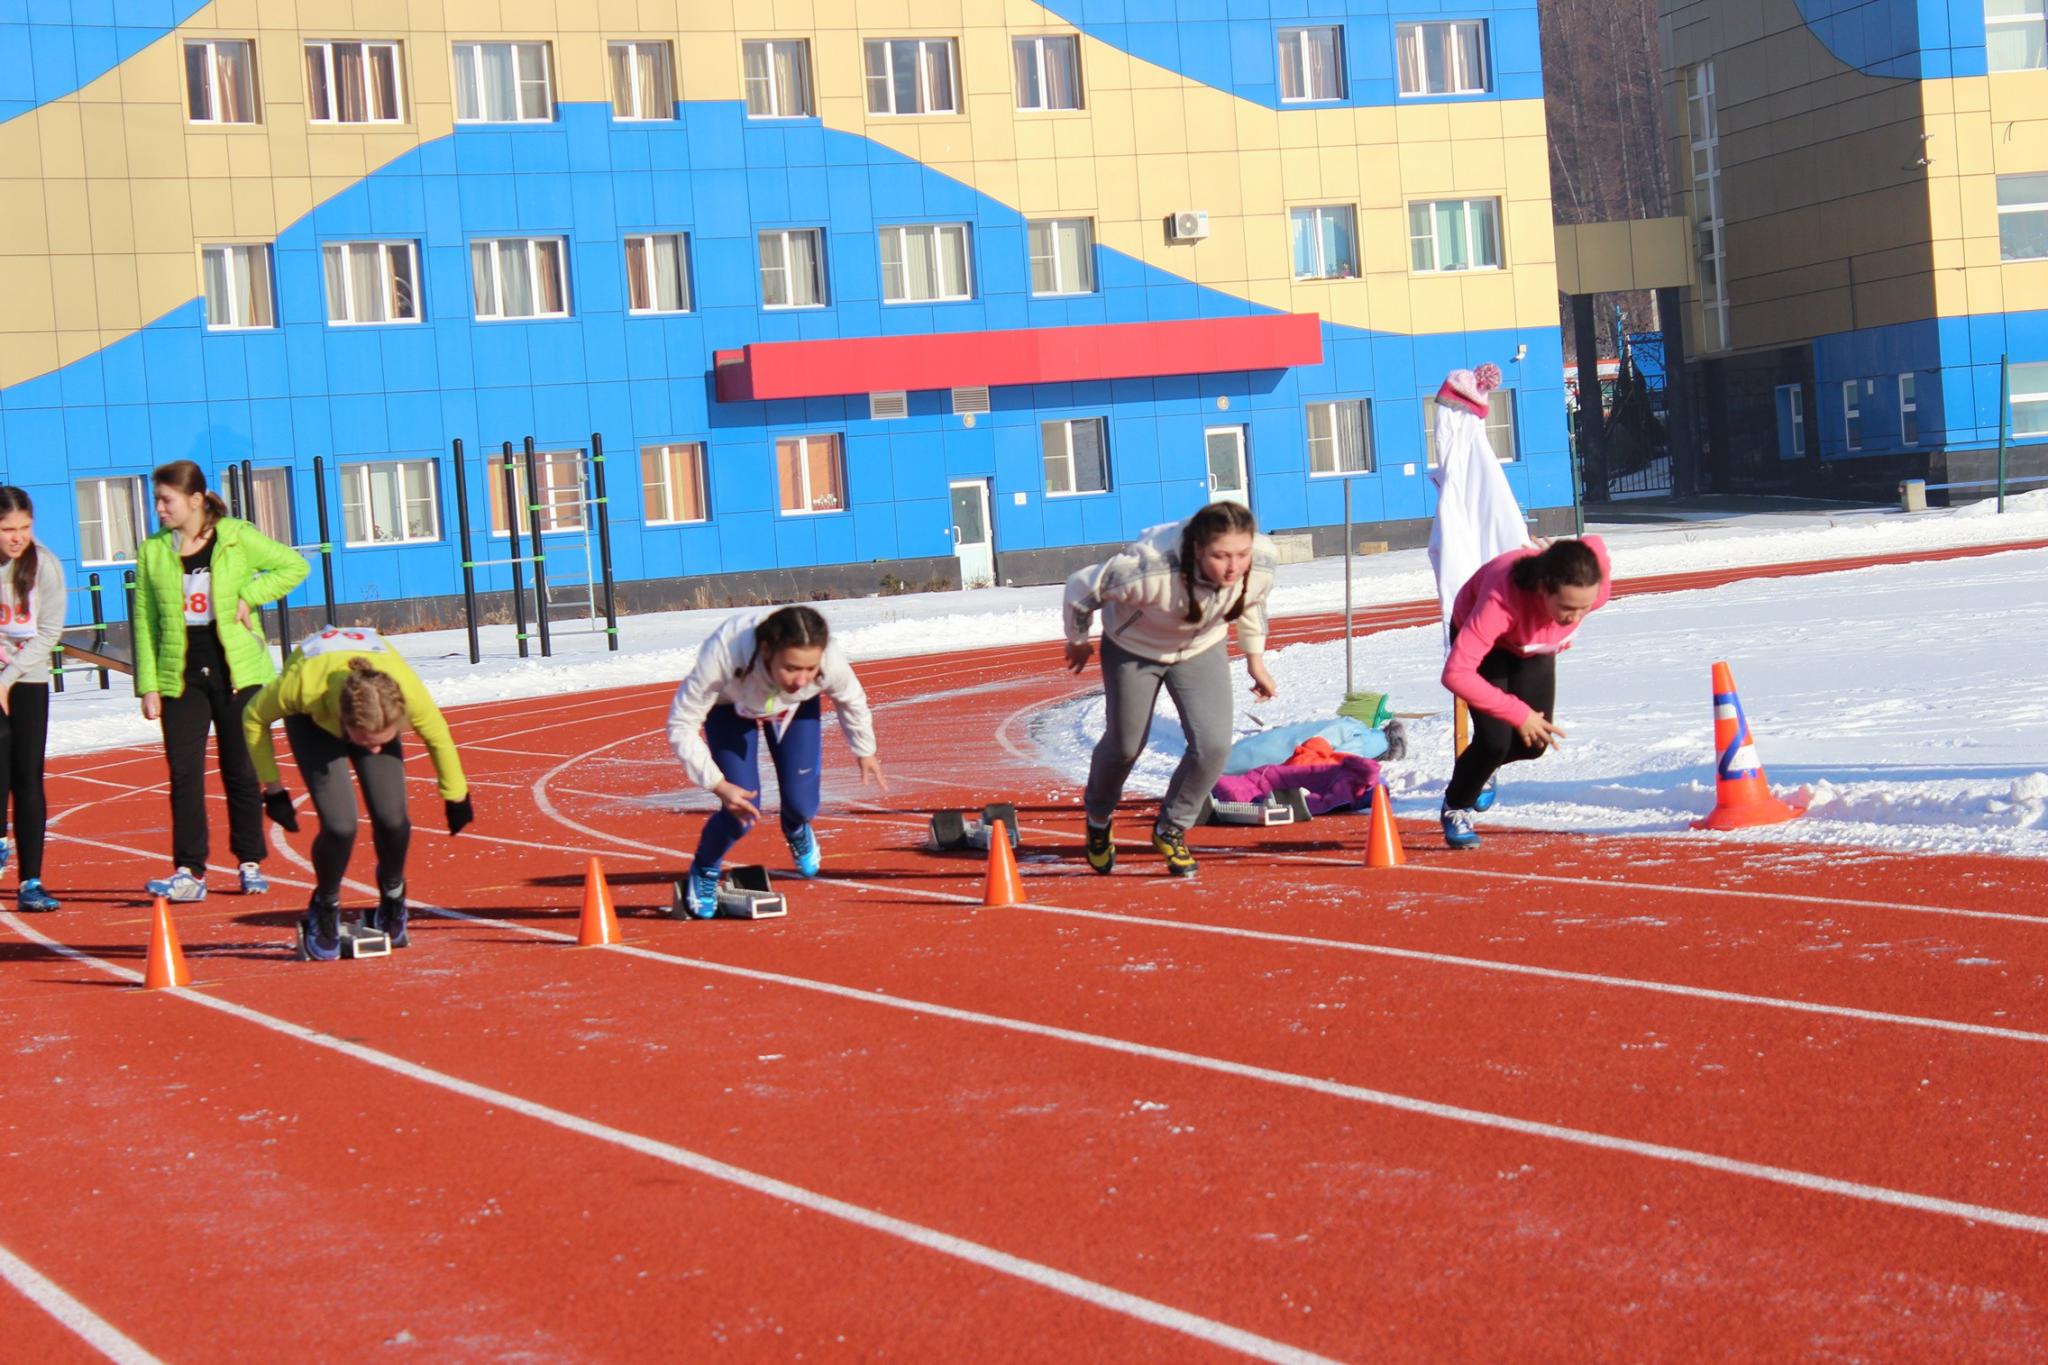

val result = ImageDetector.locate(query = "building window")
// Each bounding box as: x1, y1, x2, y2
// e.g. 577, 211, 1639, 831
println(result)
1899, 373, 1919, 446
1014, 35, 1082, 110
1996, 173, 2048, 260
305, 40, 404, 123
200, 245, 275, 330
74, 476, 146, 565
323, 241, 420, 325
759, 229, 826, 308
340, 460, 439, 546
2013, 361, 2048, 437
1688, 62, 1728, 351
642, 443, 709, 525
453, 41, 552, 122
1424, 389, 1518, 463
1397, 22, 1488, 96
607, 40, 675, 120
1408, 199, 1502, 272
625, 233, 690, 314
1842, 381, 1863, 452
488, 449, 586, 536
470, 238, 568, 320
1041, 418, 1110, 496
1307, 400, 1373, 474
864, 38, 959, 115
235, 466, 296, 543
1986, 0, 2047, 72
1028, 218, 1095, 295
880, 223, 972, 303
776, 434, 846, 514
1278, 26, 1345, 102
743, 40, 812, 118
1290, 206, 1359, 280
185, 39, 257, 124
1775, 384, 1806, 459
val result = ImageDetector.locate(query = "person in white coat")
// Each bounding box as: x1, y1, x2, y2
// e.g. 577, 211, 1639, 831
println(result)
665, 605, 883, 917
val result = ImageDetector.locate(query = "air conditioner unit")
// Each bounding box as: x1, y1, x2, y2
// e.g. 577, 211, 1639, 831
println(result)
1169, 210, 1210, 243
869, 391, 908, 420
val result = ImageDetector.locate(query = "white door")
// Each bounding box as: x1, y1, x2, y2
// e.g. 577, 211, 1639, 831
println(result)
1205, 426, 1249, 505
949, 479, 995, 587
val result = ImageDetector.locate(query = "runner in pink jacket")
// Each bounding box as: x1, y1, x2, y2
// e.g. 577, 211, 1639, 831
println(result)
1438, 536, 1612, 849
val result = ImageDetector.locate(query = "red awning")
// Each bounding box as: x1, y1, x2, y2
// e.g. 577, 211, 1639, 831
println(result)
713, 313, 1322, 402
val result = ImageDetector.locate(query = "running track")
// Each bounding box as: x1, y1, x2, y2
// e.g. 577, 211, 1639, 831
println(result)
4, 541, 2046, 1361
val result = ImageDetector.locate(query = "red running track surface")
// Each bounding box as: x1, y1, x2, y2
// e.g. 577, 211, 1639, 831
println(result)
3, 543, 2046, 1361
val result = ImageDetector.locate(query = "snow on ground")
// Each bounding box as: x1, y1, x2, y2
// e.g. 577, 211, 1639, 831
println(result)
42, 492, 2048, 859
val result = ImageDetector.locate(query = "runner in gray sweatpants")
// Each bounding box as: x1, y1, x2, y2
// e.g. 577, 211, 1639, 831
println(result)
1062, 503, 1279, 879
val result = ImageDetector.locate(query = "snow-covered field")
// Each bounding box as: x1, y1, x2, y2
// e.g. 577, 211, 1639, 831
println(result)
44, 493, 2048, 857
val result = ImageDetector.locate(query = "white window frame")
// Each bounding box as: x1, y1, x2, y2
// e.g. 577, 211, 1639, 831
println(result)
742, 39, 813, 119
1290, 205, 1359, 280
1306, 399, 1374, 475
2012, 360, 2048, 438
74, 476, 147, 566
1041, 417, 1111, 497
624, 233, 691, 314
1013, 34, 1082, 111
1689, 62, 1729, 351
452, 41, 553, 123
1027, 218, 1096, 296
879, 223, 973, 304
1996, 173, 2048, 261
1777, 383, 1806, 457
864, 38, 960, 116
488, 449, 586, 537
322, 240, 421, 326
607, 39, 675, 121
340, 460, 440, 547
470, 237, 570, 321
185, 39, 257, 124
1898, 373, 1919, 446
1407, 199, 1504, 273
1986, 0, 2047, 73
1396, 21, 1489, 96
199, 244, 276, 330
642, 443, 709, 526
759, 228, 827, 309
234, 466, 296, 543
1424, 389, 1518, 464
305, 40, 405, 124
776, 434, 847, 516
1842, 380, 1863, 452
1278, 26, 1345, 103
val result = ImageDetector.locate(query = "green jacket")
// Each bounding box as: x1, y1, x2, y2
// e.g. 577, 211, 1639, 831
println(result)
132, 517, 310, 697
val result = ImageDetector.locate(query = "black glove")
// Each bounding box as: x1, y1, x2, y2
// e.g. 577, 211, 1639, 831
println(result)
263, 789, 300, 832
445, 797, 474, 836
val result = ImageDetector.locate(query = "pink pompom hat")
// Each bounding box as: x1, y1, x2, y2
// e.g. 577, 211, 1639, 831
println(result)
1435, 362, 1502, 417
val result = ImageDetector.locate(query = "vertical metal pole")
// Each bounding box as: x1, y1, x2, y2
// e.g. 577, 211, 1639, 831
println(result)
312, 455, 337, 621
1343, 478, 1354, 696
523, 435, 552, 657
51, 642, 63, 693
1997, 353, 2010, 514
501, 442, 529, 659
591, 431, 619, 652
122, 569, 136, 684
450, 440, 481, 665
91, 572, 109, 689
223, 464, 243, 520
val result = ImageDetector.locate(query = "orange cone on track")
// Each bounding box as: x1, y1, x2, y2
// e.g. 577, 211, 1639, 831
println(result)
142, 897, 191, 990
1365, 781, 1406, 868
982, 818, 1025, 907
577, 857, 622, 946
1692, 661, 1806, 831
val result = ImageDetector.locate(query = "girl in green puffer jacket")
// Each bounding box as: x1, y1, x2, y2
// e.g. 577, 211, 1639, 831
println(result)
132, 460, 309, 901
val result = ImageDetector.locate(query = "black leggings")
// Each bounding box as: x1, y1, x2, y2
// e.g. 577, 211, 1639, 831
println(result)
1445, 646, 1556, 810
286, 714, 411, 901
0, 682, 50, 880
162, 673, 268, 872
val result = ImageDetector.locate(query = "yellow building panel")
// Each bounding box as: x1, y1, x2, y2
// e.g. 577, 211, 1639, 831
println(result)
305, 132, 369, 179
36, 104, 89, 180
1396, 140, 1456, 197
0, 336, 60, 385
1127, 89, 1188, 153
43, 180, 93, 256
130, 181, 198, 253
85, 181, 139, 257
499, 2, 563, 31
0, 182, 51, 255
1963, 265, 2005, 315
1180, 91, 1237, 155
919, 121, 975, 163
228, 132, 275, 177
1235, 149, 1282, 207
1086, 88, 1136, 157
78, 105, 132, 178
2001, 260, 2048, 312
1013, 157, 1060, 212
1052, 156, 1097, 210
1183, 153, 1244, 216
50, 257, 103, 333
124, 114, 189, 180
1459, 271, 1517, 332
92, 255, 143, 333
1316, 146, 1360, 200
1050, 114, 1094, 160
1093, 155, 1141, 222
1232, 103, 1279, 152
1134, 153, 1193, 222
1009, 116, 1055, 159
958, 28, 1012, 95
1191, 226, 1249, 288
1278, 146, 1322, 198
1514, 266, 1562, 329
1444, 101, 1504, 143
1449, 138, 1505, 191
231, 178, 278, 236
1354, 147, 1402, 209
187, 182, 237, 238
1364, 274, 1410, 332
184, 132, 232, 179
4, 259, 56, 335
1357, 206, 1406, 270
974, 159, 1018, 206
1408, 274, 1466, 333
113, 37, 185, 106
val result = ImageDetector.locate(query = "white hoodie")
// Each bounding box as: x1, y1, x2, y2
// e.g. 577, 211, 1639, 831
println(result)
665, 609, 876, 790
1427, 404, 1531, 648
1063, 517, 1275, 665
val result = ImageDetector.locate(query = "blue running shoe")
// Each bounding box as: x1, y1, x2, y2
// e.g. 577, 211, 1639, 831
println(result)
1472, 776, 1499, 813
296, 895, 341, 961
16, 879, 60, 913
239, 861, 269, 895
785, 823, 821, 878
146, 868, 207, 902
1441, 807, 1482, 850
372, 882, 409, 949
687, 865, 722, 920
0, 837, 9, 875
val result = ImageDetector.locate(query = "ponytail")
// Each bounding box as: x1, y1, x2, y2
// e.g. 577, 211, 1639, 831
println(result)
0, 486, 37, 615
1176, 502, 1258, 624
338, 656, 408, 734
151, 459, 227, 535
746, 605, 830, 677
1509, 539, 1602, 595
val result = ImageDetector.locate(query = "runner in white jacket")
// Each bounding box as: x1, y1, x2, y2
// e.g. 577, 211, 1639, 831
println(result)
665, 606, 883, 916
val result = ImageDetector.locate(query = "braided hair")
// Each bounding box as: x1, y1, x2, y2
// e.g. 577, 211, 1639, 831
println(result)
1177, 501, 1259, 625
338, 657, 408, 734
747, 605, 830, 678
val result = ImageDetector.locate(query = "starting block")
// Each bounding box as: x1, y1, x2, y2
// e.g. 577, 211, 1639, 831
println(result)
1198, 788, 1313, 827
928, 803, 1023, 852
340, 921, 392, 958
666, 865, 788, 921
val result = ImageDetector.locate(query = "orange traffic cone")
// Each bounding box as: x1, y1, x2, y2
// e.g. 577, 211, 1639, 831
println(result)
142, 897, 191, 990
1365, 781, 1406, 868
1691, 661, 1806, 831
982, 818, 1025, 907
577, 857, 622, 946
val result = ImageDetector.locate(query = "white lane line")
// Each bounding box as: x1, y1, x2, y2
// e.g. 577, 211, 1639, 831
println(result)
0, 1240, 162, 1365
0, 915, 1338, 1365
458, 830, 654, 862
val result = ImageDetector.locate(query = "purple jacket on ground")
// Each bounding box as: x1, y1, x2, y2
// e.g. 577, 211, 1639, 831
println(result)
1212, 753, 1381, 815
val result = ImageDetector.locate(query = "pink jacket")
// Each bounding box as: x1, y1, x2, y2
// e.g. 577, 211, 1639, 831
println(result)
1443, 537, 1613, 725
1212, 754, 1381, 815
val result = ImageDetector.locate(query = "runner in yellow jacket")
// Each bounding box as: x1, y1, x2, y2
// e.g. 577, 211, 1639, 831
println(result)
243, 626, 473, 960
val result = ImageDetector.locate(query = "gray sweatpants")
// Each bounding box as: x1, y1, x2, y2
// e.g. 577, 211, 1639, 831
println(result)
1083, 637, 1235, 832
285, 714, 411, 901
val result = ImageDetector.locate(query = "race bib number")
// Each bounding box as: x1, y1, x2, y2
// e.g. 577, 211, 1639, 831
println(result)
182, 569, 214, 626
0, 597, 35, 641
298, 626, 389, 659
